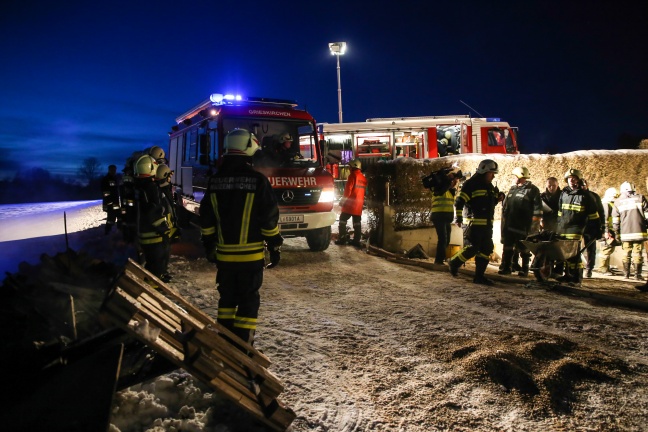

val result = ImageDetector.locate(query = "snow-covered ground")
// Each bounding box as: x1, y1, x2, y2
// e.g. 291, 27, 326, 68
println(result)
3, 200, 648, 431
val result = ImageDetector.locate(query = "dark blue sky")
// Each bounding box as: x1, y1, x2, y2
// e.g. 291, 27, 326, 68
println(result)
1, 1, 646, 180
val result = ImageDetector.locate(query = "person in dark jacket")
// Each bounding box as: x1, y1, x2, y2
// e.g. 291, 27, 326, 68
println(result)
424, 165, 462, 264
119, 160, 137, 244
448, 159, 504, 285
556, 168, 601, 285
101, 164, 121, 235
540, 177, 561, 233
581, 179, 606, 278
612, 182, 648, 280
498, 167, 543, 277
199, 129, 283, 346
335, 158, 367, 247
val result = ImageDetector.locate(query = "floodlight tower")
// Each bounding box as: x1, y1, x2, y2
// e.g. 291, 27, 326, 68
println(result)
328, 42, 347, 123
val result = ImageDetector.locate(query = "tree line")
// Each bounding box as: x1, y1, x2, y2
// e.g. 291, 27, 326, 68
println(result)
0, 157, 105, 204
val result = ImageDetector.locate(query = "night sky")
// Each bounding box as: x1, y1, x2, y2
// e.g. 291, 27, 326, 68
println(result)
1, 1, 646, 180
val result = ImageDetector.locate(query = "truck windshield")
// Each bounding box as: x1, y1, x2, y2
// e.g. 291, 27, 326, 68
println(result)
223, 118, 320, 168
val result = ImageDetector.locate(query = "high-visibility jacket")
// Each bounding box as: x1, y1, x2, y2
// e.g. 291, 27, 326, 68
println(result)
556, 186, 600, 241
431, 188, 456, 221
340, 168, 367, 216
101, 173, 120, 212
199, 157, 281, 270
501, 180, 543, 238
612, 191, 648, 242
135, 178, 167, 245
455, 173, 499, 226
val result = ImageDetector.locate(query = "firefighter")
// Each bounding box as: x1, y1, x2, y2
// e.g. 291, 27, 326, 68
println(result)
427, 166, 462, 264
335, 158, 367, 247
148, 145, 167, 165
154, 164, 179, 281
595, 187, 620, 275
100, 164, 121, 235
498, 167, 543, 277
437, 130, 454, 157
556, 168, 601, 285
540, 177, 561, 232
448, 159, 504, 285
612, 182, 648, 280
134, 154, 171, 282
119, 159, 137, 244
581, 179, 605, 278
199, 129, 282, 346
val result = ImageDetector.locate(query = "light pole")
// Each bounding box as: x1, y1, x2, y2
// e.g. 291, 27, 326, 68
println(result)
328, 42, 347, 123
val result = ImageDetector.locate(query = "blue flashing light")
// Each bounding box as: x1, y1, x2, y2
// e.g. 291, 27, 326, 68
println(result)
486, 117, 501, 122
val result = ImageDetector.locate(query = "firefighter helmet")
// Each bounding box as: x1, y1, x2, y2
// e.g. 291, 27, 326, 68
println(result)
620, 181, 635, 193
224, 129, 260, 156
564, 168, 583, 181
135, 155, 157, 178
603, 187, 618, 201
475, 159, 499, 174
155, 164, 173, 187
512, 166, 530, 179
148, 146, 166, 162
349, 158, 362, 170
278, 133, 293, 143
444, 130, 453, 140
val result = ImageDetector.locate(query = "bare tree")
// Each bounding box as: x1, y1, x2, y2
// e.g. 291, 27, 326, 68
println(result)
77, 157, 102, 184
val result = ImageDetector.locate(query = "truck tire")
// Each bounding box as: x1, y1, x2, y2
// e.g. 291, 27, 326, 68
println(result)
306, 226, 331, 251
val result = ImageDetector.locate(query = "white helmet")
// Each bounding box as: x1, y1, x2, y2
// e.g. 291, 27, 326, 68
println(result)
603, 187, 618, 201
476, 159, 499, 174
155, 164, 173, 187
444, 130, 453, 140
224, 129, 260, 156
620, 181, 635, 193
349, 158, 361, 169
134, 155, 157, 178
512, 166, 530, 179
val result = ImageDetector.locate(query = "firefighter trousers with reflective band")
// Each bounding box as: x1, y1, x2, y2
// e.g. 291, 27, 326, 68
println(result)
621, 241, 644, 265
216, 268, 263, 345
140, 237, 170, 278
451, 224, 494, 265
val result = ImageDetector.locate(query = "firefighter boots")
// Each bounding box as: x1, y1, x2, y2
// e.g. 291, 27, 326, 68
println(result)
518, 254, 530, 277
335, 222, 348, 245
448, 258, 461, 277
473, 257, 495, 286
636, 263, 644, 281
624, 262, 631, 279
349, 222, 362, 247
498, 248, 513, 275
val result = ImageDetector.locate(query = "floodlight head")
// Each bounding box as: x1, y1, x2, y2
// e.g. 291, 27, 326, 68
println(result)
328, 42, 347, 56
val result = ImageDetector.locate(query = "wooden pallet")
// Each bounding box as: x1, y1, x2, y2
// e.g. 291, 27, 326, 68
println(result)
101, 259, 295, 431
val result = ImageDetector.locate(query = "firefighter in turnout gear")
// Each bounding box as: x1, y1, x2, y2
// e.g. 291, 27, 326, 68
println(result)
556, 168, 601, 285
581, 179, 605, 278
335, 158, 367, 247
119, 158, 138, 244
134, 154, 171, 281
498, 167, 543, 277
448, 159, 504, 285
101, 164, 121, 235
199, 129, 282, 346
596, 187, 620, 275
612, 182, 648, 280
426, 165, 462, 264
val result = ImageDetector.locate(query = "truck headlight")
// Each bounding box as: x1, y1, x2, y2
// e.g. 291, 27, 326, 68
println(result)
319, 189, 335, 203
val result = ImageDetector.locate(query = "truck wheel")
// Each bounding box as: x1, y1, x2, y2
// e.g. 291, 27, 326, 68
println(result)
306, 226, 331, 251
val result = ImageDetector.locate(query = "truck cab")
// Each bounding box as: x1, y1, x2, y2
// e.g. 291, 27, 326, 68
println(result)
167, 93, 336, 251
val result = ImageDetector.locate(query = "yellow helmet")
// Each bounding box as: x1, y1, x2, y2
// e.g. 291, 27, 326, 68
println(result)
349, 158, 362, 169
148, 145, 166, 162
512, 167, 530, 179
135, 155, 157, 178
155, 164, 173, 187
564, 168, 583, 181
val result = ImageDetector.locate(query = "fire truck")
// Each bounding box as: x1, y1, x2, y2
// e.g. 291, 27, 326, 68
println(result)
167, 93, 336, 251
320, 115, 518, 179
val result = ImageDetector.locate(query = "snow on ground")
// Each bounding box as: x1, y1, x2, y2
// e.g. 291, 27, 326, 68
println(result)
3, 201, 648, 431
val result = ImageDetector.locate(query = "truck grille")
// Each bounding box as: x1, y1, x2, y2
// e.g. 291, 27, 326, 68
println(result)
275, 188, 321, 206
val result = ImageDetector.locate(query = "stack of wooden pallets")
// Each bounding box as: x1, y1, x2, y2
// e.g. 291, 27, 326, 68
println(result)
101, 259, 295, 431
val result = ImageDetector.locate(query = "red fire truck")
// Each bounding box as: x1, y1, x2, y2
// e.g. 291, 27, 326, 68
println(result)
320, 115, 519, 177
167, 93, 336, 251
